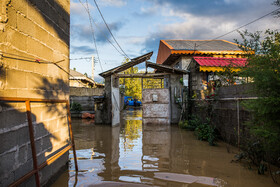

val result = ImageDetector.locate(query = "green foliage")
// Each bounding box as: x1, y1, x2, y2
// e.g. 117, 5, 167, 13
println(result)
119, 58, 142, 99
119, 58, 165, 99
235, 30, 280, 172
70, 102, 82, 112
179, 116, 217, 146
188, 115, 202, 130
194, 119, 217, 146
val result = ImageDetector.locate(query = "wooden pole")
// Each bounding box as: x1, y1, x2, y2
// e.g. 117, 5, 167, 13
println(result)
25, 101, 41, 187
92, 55, 95, 81
237, 99, 240, 150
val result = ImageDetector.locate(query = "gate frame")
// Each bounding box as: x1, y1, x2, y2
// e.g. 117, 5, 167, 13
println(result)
98, 52, 189, 125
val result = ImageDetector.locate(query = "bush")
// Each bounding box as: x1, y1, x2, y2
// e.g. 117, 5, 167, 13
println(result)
179, 116, 217, 146
70, 102, 82, 112
179, 115, 201, 131
188, 115, 201, 131
194, 120, 217, 146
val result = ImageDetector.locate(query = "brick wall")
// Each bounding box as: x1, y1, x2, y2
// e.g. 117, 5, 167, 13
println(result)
0, 0, 70, 186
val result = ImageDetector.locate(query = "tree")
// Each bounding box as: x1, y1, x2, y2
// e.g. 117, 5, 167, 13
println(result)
235, 30, 280, 177
119, 58, 142, 99
273, 0, 280, 17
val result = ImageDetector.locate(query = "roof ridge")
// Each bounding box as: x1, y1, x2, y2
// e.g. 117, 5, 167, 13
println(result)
163, 39, 226, 42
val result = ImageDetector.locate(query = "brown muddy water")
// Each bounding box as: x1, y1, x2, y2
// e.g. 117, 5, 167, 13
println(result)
52, 108, 278, 187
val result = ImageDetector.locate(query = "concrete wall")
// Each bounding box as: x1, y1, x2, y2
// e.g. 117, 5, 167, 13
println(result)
0, 0, 70, 186
95, 76, 112, 124
111, 75, 120, 126
191, 84, 255, 145
142, 89, 170, 124
70, 87, 104, 96
70, 87, 104, 112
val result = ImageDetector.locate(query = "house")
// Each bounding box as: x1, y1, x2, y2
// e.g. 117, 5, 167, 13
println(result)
70, 69, 104, 88
156, 40, 247, 98
190, 56, 247, 99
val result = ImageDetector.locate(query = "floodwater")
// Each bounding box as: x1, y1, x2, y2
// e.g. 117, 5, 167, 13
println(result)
52, 108, 278, 187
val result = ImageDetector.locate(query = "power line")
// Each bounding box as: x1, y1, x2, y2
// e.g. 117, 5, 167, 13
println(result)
196, 7, 280, 48
83, 0, 103, 72
93, 0, 130, 60
70, 57, 92, 60
78, 0, 103, 71
78, 0, 128, 60
1, 51, 88, 85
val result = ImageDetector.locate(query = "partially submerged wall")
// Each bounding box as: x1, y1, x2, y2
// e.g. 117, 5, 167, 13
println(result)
70, 87, 104, 112
191, 84, 255, 145
142, 89, 170, 124
0, 0, 70, 186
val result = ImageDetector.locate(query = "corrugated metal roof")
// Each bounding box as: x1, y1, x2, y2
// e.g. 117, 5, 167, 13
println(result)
99, 52, 153, 78
164, 40, 240, 51
193, 56, 247, 67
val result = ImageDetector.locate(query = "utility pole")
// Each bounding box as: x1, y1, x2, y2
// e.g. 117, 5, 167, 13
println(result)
91, 55, 94, 81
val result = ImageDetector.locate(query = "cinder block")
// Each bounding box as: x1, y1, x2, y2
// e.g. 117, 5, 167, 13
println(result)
21, 175, 36, 187
17, 15, 35, 37
51, 151, 68, 176
14, 159, 33, 181
37, 152, 47, 165
26, 37, 42, 56
34, 123, 49, 139
26, 72, 43, 90
18, 145, 27, 164
7, 7, 17, 29
0, 151, 16, 179
0, 131, 17, 154
39, 164, 52, 184
41, 134, 52, 153
27, 2, 44, 24
36, 1, 49, 16
0, 171, 14, 187
6, 29, 27, 51
35, 138, 42, 154
10, 0, 28, 16
0, 107, 27, 129
34, 24, 49, 44
17, 126, 30, 147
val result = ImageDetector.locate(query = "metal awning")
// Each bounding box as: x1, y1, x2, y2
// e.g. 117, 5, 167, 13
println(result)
99, 52, 153, 78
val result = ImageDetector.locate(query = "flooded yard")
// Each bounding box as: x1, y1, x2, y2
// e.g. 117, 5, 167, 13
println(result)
52, 108, 278, 187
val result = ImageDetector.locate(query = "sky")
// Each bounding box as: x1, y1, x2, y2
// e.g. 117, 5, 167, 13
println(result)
70, 0, 280, 82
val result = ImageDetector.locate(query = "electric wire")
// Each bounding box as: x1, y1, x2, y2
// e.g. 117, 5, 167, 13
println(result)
93, 0, 130, 60
78, 0, 127, 60
78, 0, 103, 72
196, 7, 280, 48
1, 51, 90, 86
0, 51, 53, 64
70, 57, 92, 60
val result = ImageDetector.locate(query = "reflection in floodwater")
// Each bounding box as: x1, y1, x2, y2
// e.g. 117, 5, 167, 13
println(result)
52, 108, 278, 187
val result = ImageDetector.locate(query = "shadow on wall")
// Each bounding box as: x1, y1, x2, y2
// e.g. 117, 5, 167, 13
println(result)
24, 0, 70, 45
0, 77, 71, 186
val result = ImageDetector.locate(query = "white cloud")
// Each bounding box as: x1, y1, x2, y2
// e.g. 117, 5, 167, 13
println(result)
70, 2, 95, 17
99, 0, 127, 7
